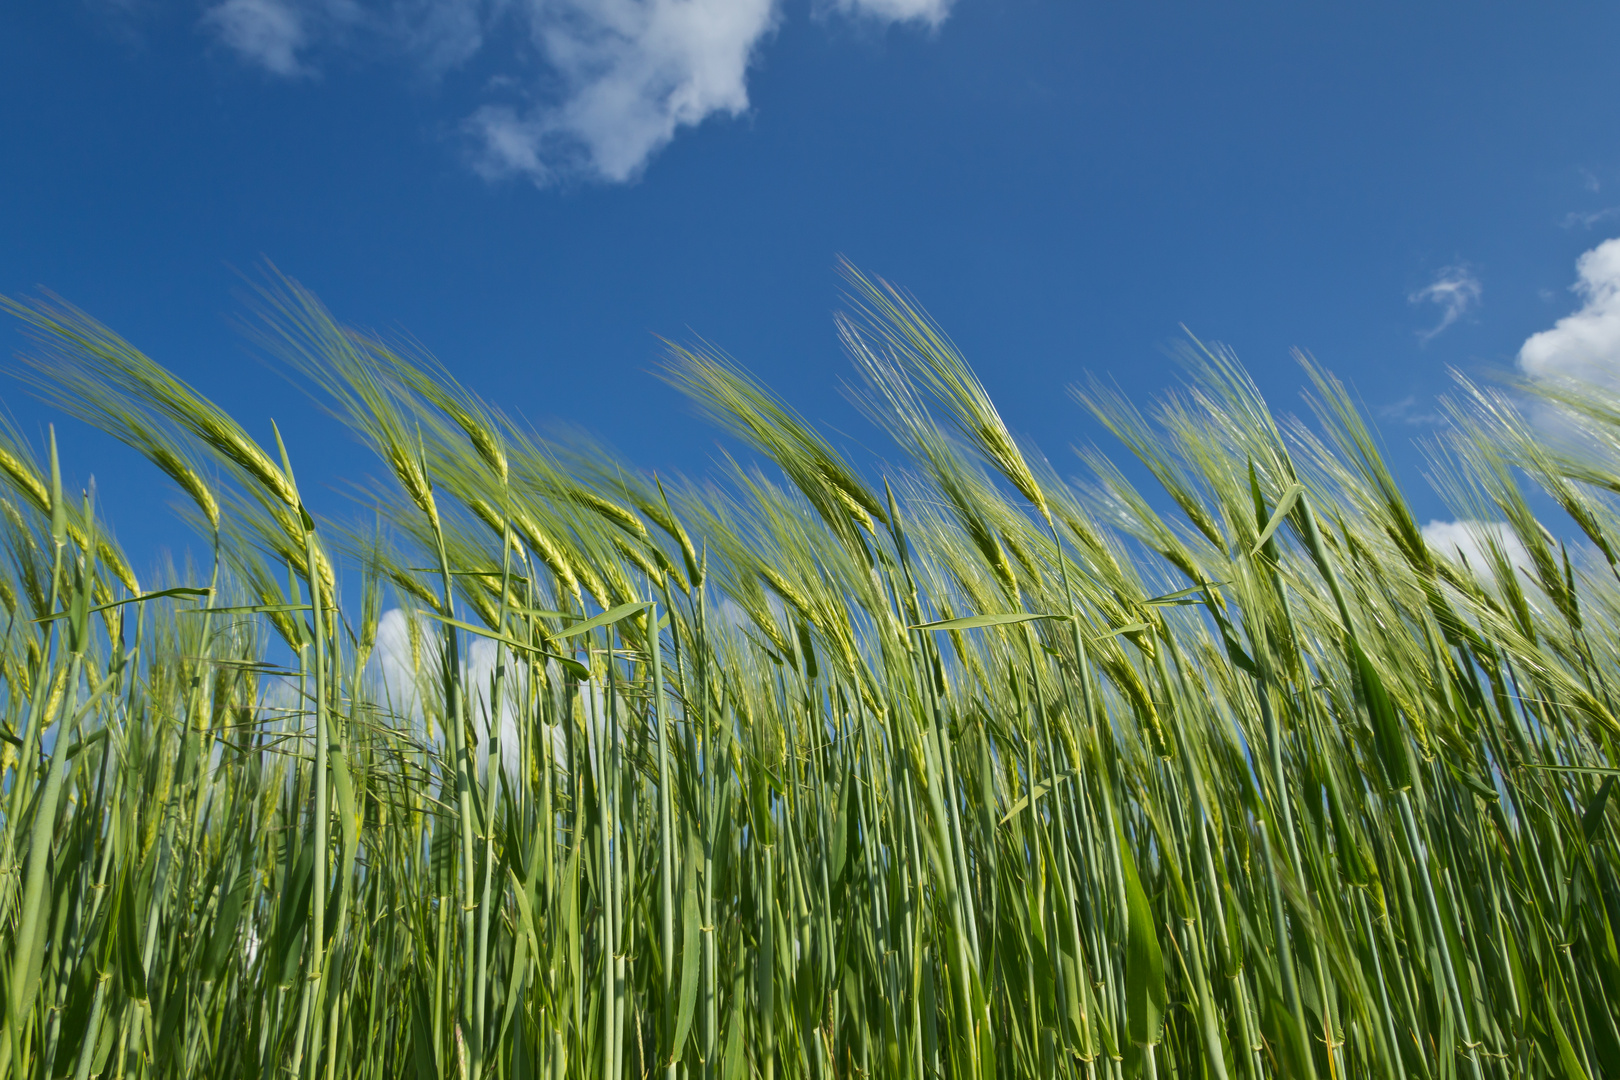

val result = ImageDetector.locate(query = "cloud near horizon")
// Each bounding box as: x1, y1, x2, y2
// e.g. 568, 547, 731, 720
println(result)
1518, 236, 1620, 387
1421, 519, 1533, 580
367, 608, 571, 781
1421, 242, 1620, 605
202, 0, 955, 185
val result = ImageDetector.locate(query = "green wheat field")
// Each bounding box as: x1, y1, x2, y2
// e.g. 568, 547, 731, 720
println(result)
0, 266, 1616, 1080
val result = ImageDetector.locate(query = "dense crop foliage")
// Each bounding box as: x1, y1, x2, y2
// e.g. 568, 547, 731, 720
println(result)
0, 269, 1618, 1080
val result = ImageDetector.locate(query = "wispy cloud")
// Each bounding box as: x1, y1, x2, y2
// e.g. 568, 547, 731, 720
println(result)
1561, 206, 1620, 230
201, 0, 953, 185
1376, 394, 1445, 427
1409, 264, 1482, 343
1518, 236, 1620, 387
819, 0, 953, 27
203, 0, 314, 77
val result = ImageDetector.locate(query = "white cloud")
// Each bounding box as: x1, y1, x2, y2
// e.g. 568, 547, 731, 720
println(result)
1422, 519, 1533, 579
204, 0, 312, 76
1409, 265, 1481, 343
1518, 237, 1620, 387
201, 0, 952, 185
367, 607, 431, 717
366, 607, 568, 779
468, 0, 778, 184
821, 0, 953, 27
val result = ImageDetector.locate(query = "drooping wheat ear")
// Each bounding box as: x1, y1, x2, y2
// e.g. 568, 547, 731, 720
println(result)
510, 508, 584, 605
382, 343, 510, 485
838, 257, 1049, 519
661, 339, 886, 560
568, 488, 650, 543
146, 443, 221, 536
0, 445, 50, 514
4, 292, 301, 511
0, 430, 140, 592
388, 432, 442, 535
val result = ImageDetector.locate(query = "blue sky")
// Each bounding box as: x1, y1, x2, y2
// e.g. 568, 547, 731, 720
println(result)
4, 0, 1620, 563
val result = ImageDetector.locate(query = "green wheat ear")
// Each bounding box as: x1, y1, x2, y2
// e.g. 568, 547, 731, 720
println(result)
0, 270, 1614, 1080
